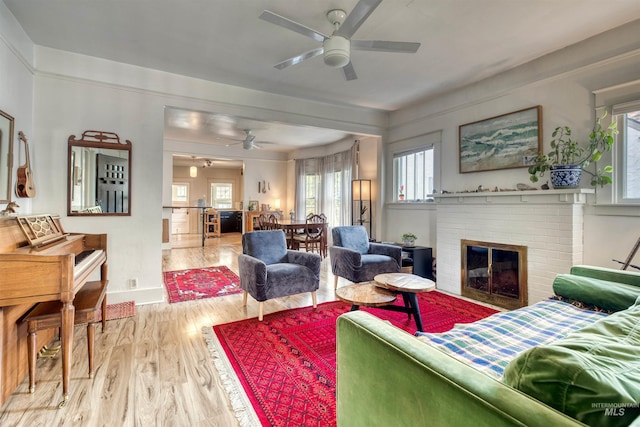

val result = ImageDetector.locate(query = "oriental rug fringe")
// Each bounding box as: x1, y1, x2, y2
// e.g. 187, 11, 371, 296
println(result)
203, 291, 498, 426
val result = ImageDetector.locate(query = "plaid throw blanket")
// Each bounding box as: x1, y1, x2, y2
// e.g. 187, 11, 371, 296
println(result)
415, 299, 607, 379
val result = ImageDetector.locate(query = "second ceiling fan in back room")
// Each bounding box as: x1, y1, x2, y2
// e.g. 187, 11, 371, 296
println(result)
259, 0, 421, 80
224, 129, 270, 150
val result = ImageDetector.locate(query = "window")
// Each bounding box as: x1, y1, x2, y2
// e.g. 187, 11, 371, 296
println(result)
210, 182, 233, 208
303, 168, 345, 222
394, 147, 434, 201
304, 174, 318, 217
613, 102, 640, 204
172, 183, 188, 203
595, 84, 640, 206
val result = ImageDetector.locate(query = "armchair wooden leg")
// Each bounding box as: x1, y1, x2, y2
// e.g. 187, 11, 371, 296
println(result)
258, 302, 264, 321
334, 275, 339, 289
242, 291, 248, 307
311, 291, 317, 308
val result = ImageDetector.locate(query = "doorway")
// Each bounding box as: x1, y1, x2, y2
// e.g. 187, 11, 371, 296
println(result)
171, 182, 191, 234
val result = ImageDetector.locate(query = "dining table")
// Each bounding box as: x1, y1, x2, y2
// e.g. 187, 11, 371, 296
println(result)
277, 219, 328, 257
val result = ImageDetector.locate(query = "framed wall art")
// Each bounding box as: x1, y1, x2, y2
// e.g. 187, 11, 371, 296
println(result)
248, 200, 259, 211
459, 105, 542, 173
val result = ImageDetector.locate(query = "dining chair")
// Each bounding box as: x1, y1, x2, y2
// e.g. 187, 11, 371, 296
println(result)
265, 214, 279, 230
257, 214, 269, 230
293, 214, 326, 257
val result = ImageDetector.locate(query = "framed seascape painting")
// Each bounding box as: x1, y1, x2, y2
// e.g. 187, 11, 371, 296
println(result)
459, 106, 542, 173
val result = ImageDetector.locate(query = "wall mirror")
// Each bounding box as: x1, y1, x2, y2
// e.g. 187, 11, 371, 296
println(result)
0, 109, 14, 204
68, 130, 132, 216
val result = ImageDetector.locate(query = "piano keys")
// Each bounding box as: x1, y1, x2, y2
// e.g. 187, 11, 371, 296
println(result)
0, 214, 107, 408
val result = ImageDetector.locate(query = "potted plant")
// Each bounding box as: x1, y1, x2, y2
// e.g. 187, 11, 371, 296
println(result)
528, 112, 618, 188
398, 185, 405, 200
401, 232, 417, 246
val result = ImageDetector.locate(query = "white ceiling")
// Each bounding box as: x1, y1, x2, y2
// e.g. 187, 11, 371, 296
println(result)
6, 0, 640, 152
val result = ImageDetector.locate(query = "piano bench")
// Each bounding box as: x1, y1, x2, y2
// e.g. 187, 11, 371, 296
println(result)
22, 280, 108, 394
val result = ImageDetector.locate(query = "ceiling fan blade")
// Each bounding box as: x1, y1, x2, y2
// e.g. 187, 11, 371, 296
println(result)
335, 0, 382, 39
274, 47, 324, 69
351, 40, 421, 53
259, 10, 327, 43
342, 62, 358, 81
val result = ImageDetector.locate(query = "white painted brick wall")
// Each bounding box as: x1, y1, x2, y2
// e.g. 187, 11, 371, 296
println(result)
434, 190, 591, 306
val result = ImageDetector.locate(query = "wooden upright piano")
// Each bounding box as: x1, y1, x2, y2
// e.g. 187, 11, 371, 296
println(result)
0, 214, 107, 408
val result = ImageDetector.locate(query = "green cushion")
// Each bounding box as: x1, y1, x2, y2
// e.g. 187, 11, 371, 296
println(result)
553, 274, 640, 312
503, 299, 640, 426
570, 265, 640, 288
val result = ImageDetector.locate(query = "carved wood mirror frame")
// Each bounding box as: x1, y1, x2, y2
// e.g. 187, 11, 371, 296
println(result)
67, 130, 132, 216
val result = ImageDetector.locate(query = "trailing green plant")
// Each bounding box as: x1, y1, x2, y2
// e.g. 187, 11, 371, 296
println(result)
528, 111, 618, 187
402, 232, 417, 241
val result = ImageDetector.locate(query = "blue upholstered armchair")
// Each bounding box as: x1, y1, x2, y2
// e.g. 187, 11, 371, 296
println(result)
238, 230, 321, 320
330, 226, 402, 289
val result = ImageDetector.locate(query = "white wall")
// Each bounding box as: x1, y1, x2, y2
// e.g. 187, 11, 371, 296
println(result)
386, 19, 640, 270
0, 2, 34, 212
1, 3, 387, 305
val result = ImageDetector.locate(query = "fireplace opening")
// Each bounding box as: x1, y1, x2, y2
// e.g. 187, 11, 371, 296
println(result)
461, 240, 527, 310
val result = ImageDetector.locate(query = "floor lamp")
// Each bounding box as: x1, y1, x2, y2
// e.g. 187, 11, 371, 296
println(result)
352, 179, 371, 236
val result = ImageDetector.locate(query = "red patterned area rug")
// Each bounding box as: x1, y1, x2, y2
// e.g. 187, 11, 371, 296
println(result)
163, 266, 242, 304
203, 291, 498, 427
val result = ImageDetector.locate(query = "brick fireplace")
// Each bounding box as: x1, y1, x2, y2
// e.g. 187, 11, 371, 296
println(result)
434, 189, 593, 306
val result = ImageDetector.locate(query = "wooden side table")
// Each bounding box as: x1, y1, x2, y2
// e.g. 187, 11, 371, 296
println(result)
335, 283, 397, 311
374, 273, 436, 332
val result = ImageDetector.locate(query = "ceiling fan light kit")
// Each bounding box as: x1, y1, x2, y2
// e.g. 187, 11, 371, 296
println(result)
324, 36, 350, 68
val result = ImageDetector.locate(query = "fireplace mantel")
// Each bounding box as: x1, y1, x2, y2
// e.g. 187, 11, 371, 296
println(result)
433, 188, 594, 205
435, 188, 593, 306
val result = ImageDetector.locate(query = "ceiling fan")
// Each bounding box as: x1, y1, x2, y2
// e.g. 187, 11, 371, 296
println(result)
224, 129, 265, 150
259, 0, 420, 80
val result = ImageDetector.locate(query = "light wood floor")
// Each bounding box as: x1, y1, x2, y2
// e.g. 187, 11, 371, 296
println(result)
0, 233, 339, 427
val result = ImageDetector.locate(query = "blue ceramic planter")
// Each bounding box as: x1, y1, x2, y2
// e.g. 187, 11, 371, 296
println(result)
550, 165, 582, 189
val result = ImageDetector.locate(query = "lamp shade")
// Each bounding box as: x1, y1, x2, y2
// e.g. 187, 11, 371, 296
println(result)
190, 166, 198, 178
352, 179, 371, 201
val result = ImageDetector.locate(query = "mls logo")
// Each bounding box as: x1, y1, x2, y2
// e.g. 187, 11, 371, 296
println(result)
605, 407, 625, 417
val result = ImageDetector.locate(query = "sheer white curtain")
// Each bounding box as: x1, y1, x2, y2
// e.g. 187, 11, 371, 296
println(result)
294, 146, 353, 226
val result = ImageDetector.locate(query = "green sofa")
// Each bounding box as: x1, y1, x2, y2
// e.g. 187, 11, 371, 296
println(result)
336, 265, 640, 427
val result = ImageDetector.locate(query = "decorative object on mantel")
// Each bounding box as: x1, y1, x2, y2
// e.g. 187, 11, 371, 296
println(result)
528, 111, 618, 188
402, 232, 417, 247
0, 201, 19, 216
